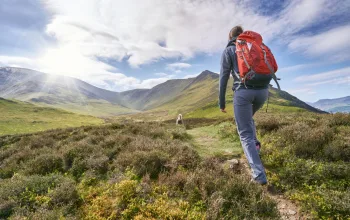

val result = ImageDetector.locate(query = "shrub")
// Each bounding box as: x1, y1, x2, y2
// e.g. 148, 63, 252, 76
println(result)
24, 154, 64, 175
324, 138, 350, 162
28, 136, 55, 149
62, 142, 96, 170
0, 174, 68, 213
277, 122, 334, 159
70, 158, 88, 179
327, 113, 350, 127
116, 150, 170, 179
170, 128, 192, 141
255, 116, 283, 135
0, 200, 15, 219
48, 180, 80, 209
86, 155, 109, 175
217, 121, 239, 141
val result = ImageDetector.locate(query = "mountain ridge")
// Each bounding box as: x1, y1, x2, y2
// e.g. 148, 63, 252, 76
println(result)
309, 96, 350, 113
0, 67, 325, 116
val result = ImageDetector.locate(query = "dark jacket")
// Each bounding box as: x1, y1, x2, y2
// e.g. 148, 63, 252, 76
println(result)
219, 39, 268, 109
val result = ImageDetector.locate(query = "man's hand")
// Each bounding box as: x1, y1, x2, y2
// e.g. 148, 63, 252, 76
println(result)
220, 108, 227, 113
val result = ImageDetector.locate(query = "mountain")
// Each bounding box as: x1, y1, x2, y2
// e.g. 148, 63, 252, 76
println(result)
1, 67, 324, 117
0, 67, 135, 116
120, 78, 194, 110
310, 96, 350, 113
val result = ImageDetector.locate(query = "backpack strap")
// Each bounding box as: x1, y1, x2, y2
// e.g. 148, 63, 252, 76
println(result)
261, 45, 281, 90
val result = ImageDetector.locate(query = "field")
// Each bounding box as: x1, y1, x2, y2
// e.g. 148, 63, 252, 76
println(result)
0, 99, 349, 219
0, 98, 103, 136
0, 122, 279, 219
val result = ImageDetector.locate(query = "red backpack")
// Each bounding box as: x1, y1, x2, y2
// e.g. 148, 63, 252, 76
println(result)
234, 31, 280, 89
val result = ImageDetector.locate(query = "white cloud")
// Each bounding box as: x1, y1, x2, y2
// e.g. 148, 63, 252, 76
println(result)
278, 63, 322, 74
40, 0, 349, 69
3, 0, 350, 92
295, 67, 350, 82
167, 63, 191, 69
0, 56, 38, 69
287, 88, 316, 95
0, 55, 172, 91
41, 0, 282, 69
306, 78, 350, 87
139, 77, 170, 89
288, 25, 350, 62
166, 62, 192, 72
154, 72, 168, 77
183, 73, 200, 79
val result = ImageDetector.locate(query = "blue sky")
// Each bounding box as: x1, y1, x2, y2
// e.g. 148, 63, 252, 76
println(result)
0, 0, 349, 102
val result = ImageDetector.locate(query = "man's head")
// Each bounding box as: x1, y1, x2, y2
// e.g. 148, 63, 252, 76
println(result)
229, 26, 243, 40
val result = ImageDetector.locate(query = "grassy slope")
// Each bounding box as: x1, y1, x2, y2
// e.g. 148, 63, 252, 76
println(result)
0, 98, 103, 135
120, 79, 194, 110
40, 100, 137, 117
17, 91, 133, 117
185, 86, 310, 119
153, 75, 222, 115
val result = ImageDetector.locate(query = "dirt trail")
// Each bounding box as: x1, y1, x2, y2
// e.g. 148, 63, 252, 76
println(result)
189, 127, 305, 220
237, 159, 304, 220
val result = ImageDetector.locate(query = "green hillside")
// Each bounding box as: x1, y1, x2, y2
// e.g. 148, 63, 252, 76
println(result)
0, 98, 103, 136
0, 122, 279, 219
154, 72, 221, 115
120, 78, 194, 110
32, 97, 137, 117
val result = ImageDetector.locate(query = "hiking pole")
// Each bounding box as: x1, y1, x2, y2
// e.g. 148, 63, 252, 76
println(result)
265, 91, 270, 113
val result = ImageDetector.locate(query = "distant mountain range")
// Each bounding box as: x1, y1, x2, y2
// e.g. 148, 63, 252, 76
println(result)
0, 67, 325, 116
309, 96, 350, 113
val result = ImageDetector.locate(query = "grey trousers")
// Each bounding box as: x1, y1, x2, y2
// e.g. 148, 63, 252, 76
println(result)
234, 88, 268, 183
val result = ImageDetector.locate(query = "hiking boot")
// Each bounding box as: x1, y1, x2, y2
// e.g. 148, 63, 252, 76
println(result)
250, 178, 267, 185
256, 141, 261, 153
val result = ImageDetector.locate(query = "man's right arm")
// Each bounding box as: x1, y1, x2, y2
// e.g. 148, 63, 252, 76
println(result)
219, 49, 232, 110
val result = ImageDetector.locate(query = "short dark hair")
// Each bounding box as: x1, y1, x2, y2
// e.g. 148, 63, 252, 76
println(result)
229, 26, 243, 40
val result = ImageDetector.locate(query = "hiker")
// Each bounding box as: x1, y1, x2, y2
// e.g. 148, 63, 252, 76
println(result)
219, 26, 279, 185
176, 114, 183, 125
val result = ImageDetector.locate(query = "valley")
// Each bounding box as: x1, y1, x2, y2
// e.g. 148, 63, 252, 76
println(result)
1, 67, 349, 219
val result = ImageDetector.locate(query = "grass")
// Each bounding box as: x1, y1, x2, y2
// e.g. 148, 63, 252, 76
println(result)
0, 122, 279, 219
153, 75, 221, 115
32, 98, 136, 117
1, 93, 348, 219
187, 121, 242, 157
0, 98, 103, 136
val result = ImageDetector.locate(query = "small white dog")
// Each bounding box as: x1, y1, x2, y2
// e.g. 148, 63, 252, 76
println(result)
176, 114, 183, 125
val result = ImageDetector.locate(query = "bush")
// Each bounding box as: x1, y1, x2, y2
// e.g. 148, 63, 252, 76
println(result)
86, 155, 109, 175
116, 150, 170, 179
217, 121, 239, 141
170, 128, 192, 141
48, 180, 80, 209
277, 122, 334, 159
255, 116, 283, 135
327, 113, 350, 127
0, 200, 15, 219
0, 174, 69, 213
24, 154, 64, 175
258, 113, 350, 219
324, 138, 350, 162
70, 158, 88, 179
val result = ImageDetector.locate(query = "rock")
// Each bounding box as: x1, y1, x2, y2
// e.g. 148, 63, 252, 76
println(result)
280, 203, 286, 209
227, 159, 239, 169
287, 209, 296, 215
227, 159, 239, 164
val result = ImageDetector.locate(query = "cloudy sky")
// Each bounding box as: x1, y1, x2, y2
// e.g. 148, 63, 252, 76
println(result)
0, 0, 349, 102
